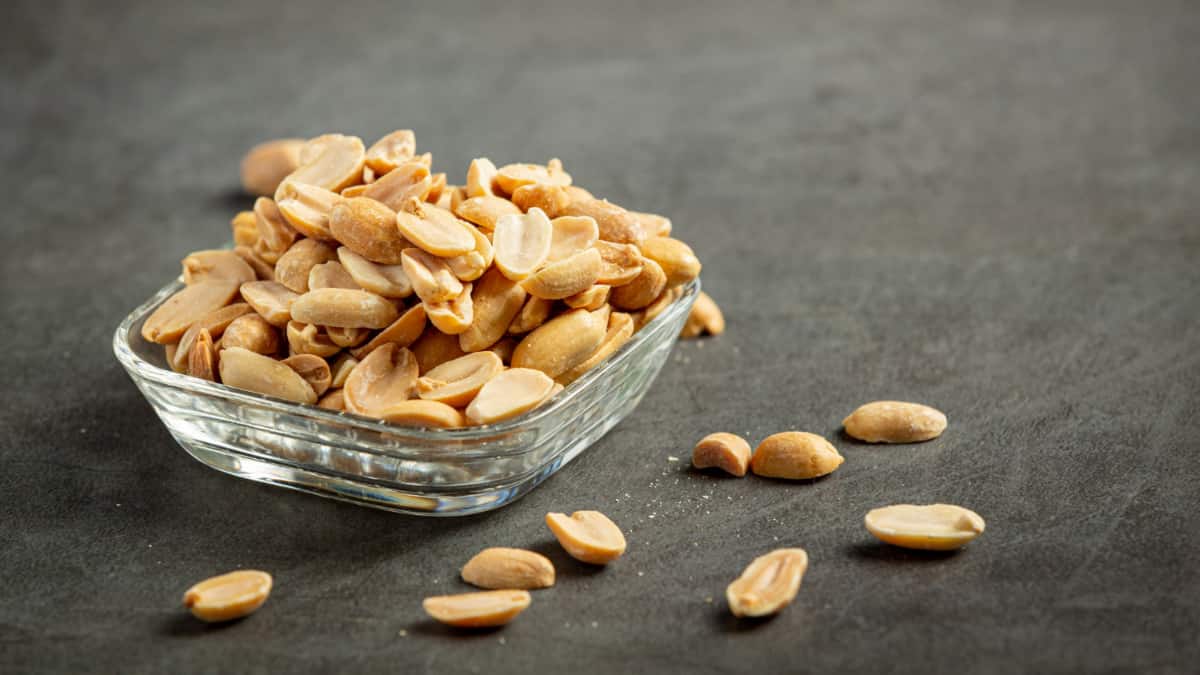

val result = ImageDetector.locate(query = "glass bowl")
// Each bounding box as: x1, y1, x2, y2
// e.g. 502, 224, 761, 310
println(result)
114, 277, 698, 516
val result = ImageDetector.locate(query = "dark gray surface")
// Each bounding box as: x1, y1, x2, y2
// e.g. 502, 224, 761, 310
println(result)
3, 0, 1199, 672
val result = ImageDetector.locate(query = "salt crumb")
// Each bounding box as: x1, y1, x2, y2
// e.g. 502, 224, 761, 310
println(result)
667, 456, 679, 462
637, 571, 644, 577
591, 621, 598, 628
705, 596, 713, 604
399, 630, 407, 637
498, 636, 506, 645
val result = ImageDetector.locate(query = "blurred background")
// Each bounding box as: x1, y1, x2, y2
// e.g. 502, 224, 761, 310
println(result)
3, 1, 1198, 673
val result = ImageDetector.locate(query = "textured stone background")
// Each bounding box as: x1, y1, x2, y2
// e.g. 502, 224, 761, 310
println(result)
3, 0, 1199, 672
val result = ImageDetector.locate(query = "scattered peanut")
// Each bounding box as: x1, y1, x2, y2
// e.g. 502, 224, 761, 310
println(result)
842, 401, 948, 443
864, 504, 985, 551
241, 139, 303, 196
680, 290, 724, 338
461, 548, 555, 590
423, 590, 531, 628
692, 433, 751, 477
726, 549, 808, 618
750, 432, 844, 480
544, 510, 626, 564
218, 347, 317, 404
183, 570, 273, 623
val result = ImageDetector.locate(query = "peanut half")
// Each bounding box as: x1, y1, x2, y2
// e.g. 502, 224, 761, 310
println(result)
275, 180, 341, 241
544, 510, 626, 565
610, 257, 667, 311
308, 260, 361, 291
183, 570, 273, 623
461, 548, 555, 590
401, 247, 464, 304
556, 311, 634, 385
417, 351, 503, 407
220, 313, 280, 355
395, 199, 476, 257
493, 207, 553, 280
842, 401, 948, 443
361, 159, 432, 211
864, 504, 985, 551
465, 157, 499, 197
141, 279, 240, 344
171, 302, 253, 372
187, 329, 216, 381
253, 197, 298, 263
329, 197, 409, 265
726, 548, 808, 618
239, 280, 299, 327
594, 240, 644, 287
680, 290, 725, 338
546, 216, 599, 262
343, 343, 418, 417
511, 307, 608, 379
424, 282, 474, 335
282, 353, 332, 397
350, 304, 427, 359
182, 250, 256, 286
750, 432, 844, 480
692, 433, 751, 477
241, 139, 304, 197
374, 399, 464, 428
459, 268, 527, 353
285, 321, 339, 358
455, 195, 522, 231
279, 133, 365, 194
364, 129, 416, 174
218, 347, 317, 404
639, 236, 700, 288
337, 246, 412, 298
290, 288, 399, 329
520, 247, 602, 300
494, 160, 572, 194
274, 238, 337, 293
423, 590, 531, 628
465, 368, 555, 425
559, 197, 644, 245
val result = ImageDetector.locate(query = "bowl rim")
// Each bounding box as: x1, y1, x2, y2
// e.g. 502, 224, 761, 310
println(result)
114, 276, 699, 451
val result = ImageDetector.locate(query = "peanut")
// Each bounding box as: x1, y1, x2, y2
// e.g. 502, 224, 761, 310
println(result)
609, 257, 667, 311
422, 590, 531, 628
427, 173, 447, 203
275, 180, 341, 241
220, 313, 280, 355
465, 368, 555, 424
282, 353, 332, 397
401, 247, 464, 304
556, 311, 634, 385
285, 321, 340, 358
544, 510, 626, 565
329, 197, 408, 264
290, 288, 399, 329
692, 433, 751, 477
329, 353, 359, 389
455, 195, 522, 231
563, 284, 610, 311
326, 325, 370, 348
512, 307, 608, 378
750, 432, 844, 480
494, 159, 572, 195
361, 159, 431, 210
183, 570, 273, 623
639, 236, 700, 288
511, 183, 571, 217
633, 285, 681, 330
234, 245, 274, 280
680, 290, 724, 338
461, 548, 555, 590
559, 197, 644, 245
842, 401, 947, 443
520, 247, 602, 300
458, 269, 527, 353
239, 280, 299, 327
279, 133, 365, 194
594, 240, 644, 286
547, 215, 599, 262
317, 389, 345, 411
395, 199, 477, 257
417, 351, 503, 407
465, 157, 499, 197
336, 246, 412, 298
506, 296, 554, 335
633, 210, 671, 237
726, 549, 808, 618
307, 260, 360, 291
274, 238, 337, 293
444, 224, 494, 282
487, 337, 519, 365
241, 138, 304, 196
424, 282, 474, 335
864, 504, 985, 551
141, 279, 240, 344
350, 304, 428, 359
171, 303, 253, 372
231, 210, 258, 247
493, 208, 553, 280
218, 347, 317, 403
364, 129, 416, 174
343, 343, 418, 417
182, 250, 256, 286
253, 197, 298, 262
187, 328, 216, 381
374, 399, 464, 428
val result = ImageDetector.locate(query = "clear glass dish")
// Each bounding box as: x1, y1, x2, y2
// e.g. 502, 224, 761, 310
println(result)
114, 277, 698, 516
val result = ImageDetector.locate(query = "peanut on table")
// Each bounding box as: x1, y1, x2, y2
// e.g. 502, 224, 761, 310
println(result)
142, 129, 707, 428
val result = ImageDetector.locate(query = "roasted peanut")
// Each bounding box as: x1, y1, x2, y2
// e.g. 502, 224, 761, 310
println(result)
329, 197, 409, 264
426, 172, 447, 203
494, 159, 572, 195
343, 343, 418, 417
692, 433, 751, 477
461, 548, 555, 590
183, 570, 273, 623
842, 401, 948, 443
326, 325, 370, 348
506, 296, 554, 335
417, 351, 503, 407
241, 139, 304, 197
364, 129, 416, 174
187, 328, 216, 381
395, 199, 476, 257
361, 159, 431, 210
465, 157, 499, 197
235, 245, 275, 280
864, 504, 985, 551
633, 210, 672, 237
282, 353, 332, 397
350, 304, 427, 359
411, 326, 467, 373
520, 247, 602, 300
444, 224, 494, 282
219, 347, 317, 404
594, 240, 644, 286
275, 180, 341, 241
511, 183, 571, 217
633, 285, 681, 330
556, 311, 634, 385
253, 197, 298, 262
182, 250, 256, 286
141, 279, 240, 344
547, 216, 599, 262
726, 549, 808, 618
493, 208, 553, 280
610, 258, 667, 311
317, 389, 345, 411
458, 269, 527, 352
337, 246, 411, 298
285, 321, 340, 358
563, 284, 610, 311
307, 260, 360, 291
465, 368, 555, 424
220, 313, 280, 355
455, 195, 522, 231
512, 307, 608, 378
274, 238, 337, 293
423, 590, 531, 628
559, 197, 644, 245
680, 290, 724, 338
171, 303, 253, 372
290, 288, 398, 329
239, 280, 299, 327
329, 353, 359, 389
639, 237, 700, 288
750, 432, 844, 480
231, 210, 259, 247
401, 247, 463, 305
375, 399, 464, 428
424, 282, 474, 335
280, 133, 365, 194
544, 510, 626, 565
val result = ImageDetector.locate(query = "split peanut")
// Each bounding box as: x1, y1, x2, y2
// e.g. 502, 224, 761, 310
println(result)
726, 549, 808, 618
842, 401, 948, 443
864, 504, 985, 551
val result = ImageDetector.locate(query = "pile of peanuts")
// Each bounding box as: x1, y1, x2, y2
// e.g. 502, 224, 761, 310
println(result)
141, 130, 721, 427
